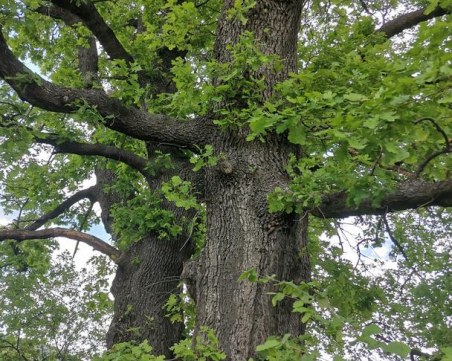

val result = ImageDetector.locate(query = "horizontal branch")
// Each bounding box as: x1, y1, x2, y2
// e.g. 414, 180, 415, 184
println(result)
0, 29, 213, 148
35, 135, 151, 177
25, 185, 99, 231
378, 5, 450, 38
0, 227, 121, 261
50, 0, 133, 63
312, 178, 452, 218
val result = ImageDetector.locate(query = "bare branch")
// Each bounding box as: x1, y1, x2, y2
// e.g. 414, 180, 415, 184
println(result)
359, 0, 373, 16
35, 134, 152, 177
0, 227, 120, 261
24, 185, 99, 231
0, 29, 213, 148
312, 179, 452, 218
72, 201, 94, 258
378, 5, 450, 38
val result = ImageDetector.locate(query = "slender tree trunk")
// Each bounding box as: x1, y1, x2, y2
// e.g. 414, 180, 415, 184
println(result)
188, 1, 310, 359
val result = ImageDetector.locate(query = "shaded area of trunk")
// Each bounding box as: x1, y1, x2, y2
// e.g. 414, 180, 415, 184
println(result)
96, 148, 196, 358
106, 234, 189, 356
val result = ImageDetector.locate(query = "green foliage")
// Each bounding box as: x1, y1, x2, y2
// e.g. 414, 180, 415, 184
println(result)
162, 176, 200, 210
93, 340, 165, 361
240, 270, 416, 360
171, 326, 226, 361
190, 145, 219, 171
255, 334, 306, 361
0, 248, 113, 360
0, 0, 451, 360
111, 188, 183, 249
165, 291, 196, 335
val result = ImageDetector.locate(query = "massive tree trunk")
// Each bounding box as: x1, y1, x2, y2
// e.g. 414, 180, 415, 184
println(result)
189, 1, 310, 359
192, 137, 310, 360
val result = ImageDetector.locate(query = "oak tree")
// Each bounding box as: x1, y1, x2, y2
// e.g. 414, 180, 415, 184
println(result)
0, 0, 451, 360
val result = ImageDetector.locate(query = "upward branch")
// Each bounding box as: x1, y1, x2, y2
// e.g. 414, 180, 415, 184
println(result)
34, 4, 99, 88
49, 0, 134, 63
24, 185, 99, 231
0, 29, 213, 148
378, 5, 450, 38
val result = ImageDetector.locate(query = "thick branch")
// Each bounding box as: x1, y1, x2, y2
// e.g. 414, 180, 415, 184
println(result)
35, 4, 80, 25
0, 228, 120, 260
35, 135, 151, 177
312, 179, 452, 218
49, 0, 133, 63
24, 185, 99, 231
378, 5, 450, 38
0, 29, 212, 147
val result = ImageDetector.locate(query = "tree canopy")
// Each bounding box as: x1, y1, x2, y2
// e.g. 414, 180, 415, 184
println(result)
0, 0, 451, 360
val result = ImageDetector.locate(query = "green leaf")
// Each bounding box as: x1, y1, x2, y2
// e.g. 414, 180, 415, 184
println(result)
348, 137, 367, 149
441, 347, 452, 361
256, 339, 280, 351
344, 93, 368, 102
361, 324, 382, 337
382, 341, 410, 358
424, 0, 439, 14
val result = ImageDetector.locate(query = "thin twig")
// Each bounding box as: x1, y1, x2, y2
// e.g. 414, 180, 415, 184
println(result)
414, 117, 451, 177
382, 214, 410, 263
359, 0, 373, 16
72, 201, 94, 259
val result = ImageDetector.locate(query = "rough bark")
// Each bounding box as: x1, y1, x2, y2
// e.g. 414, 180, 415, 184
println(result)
96, 149, 196, 357
191, 136, 310, 360
189, 2, 310, 359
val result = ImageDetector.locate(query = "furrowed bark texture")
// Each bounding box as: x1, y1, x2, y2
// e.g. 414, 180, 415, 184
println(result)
191, 1, 310, 359
193, 137, 310, 360
96, 153, 195, 357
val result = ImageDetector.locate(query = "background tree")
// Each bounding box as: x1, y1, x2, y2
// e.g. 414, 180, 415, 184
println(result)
0, 0, 451, 360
